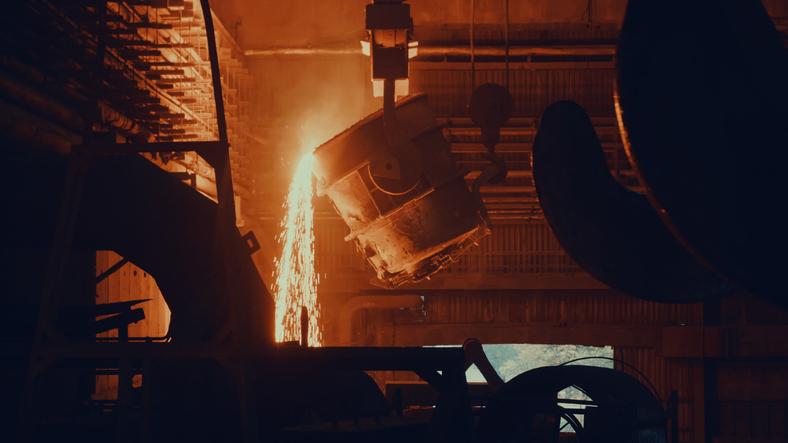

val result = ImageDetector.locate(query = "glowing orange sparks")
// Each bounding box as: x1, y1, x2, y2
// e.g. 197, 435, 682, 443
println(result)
272, 152, 322, 347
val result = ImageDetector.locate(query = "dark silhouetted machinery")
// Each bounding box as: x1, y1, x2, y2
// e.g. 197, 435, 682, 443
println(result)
615, 0, 788, 309
13, 0, 788, 441
530, 0, 786, 309
532, 100, 730, 303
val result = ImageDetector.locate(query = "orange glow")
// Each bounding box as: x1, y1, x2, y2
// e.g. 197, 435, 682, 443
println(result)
272, 151, 322, 346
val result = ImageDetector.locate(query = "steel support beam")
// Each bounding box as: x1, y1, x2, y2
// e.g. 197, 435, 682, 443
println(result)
95, 257, 130, 284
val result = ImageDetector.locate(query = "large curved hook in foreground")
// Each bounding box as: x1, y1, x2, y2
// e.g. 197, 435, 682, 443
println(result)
533, 101, 728, 303
616, 0, 788, 307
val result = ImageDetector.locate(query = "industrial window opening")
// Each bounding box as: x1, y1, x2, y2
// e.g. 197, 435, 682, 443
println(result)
465, 343, 613, 432
435, 343, 613, 434
464, 343, 614, 383
93, 251, 171, 401
95, 250, 171, 341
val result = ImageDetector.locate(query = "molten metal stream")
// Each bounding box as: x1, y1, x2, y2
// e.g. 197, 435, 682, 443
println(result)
272, 152, 322, 346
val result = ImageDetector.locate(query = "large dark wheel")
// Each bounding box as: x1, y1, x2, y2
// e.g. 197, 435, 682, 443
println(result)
616, 0, 788, 307
477, 365, 666, 443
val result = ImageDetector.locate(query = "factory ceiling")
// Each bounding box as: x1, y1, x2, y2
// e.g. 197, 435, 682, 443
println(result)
212, 0, 629, 50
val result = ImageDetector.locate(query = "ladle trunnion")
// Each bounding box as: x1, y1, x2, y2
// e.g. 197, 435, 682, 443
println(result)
312, 94, 490, 286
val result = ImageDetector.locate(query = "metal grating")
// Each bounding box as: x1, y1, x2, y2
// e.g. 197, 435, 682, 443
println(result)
0, 0, 259, 202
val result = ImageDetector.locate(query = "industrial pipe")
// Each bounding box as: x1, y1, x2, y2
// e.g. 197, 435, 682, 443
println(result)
0, 61, 152, 144
0, 71, 152, 149
0, 98, 80, 154
337, 295, 423, 345
417, 44, 615, 57
97, 102, 153, 142
0, 71, 84, 133
245, 43, 615, 58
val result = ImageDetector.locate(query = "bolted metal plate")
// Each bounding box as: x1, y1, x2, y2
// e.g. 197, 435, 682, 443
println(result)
367, 142, 423, 195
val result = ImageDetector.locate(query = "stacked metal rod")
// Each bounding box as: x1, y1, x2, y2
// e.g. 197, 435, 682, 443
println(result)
0, 0, 257, 204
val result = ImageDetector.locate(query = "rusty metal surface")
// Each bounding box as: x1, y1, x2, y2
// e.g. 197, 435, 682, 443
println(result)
313, 94, 489, 286
616, 0, 788, 307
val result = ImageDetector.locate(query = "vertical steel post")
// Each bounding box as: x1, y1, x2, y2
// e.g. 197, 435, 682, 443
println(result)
300, 306, 309, 348
469, 0, 475, 92
504, 0, 509, 89
198, 6, 256, 443
200, 0, 235, 225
